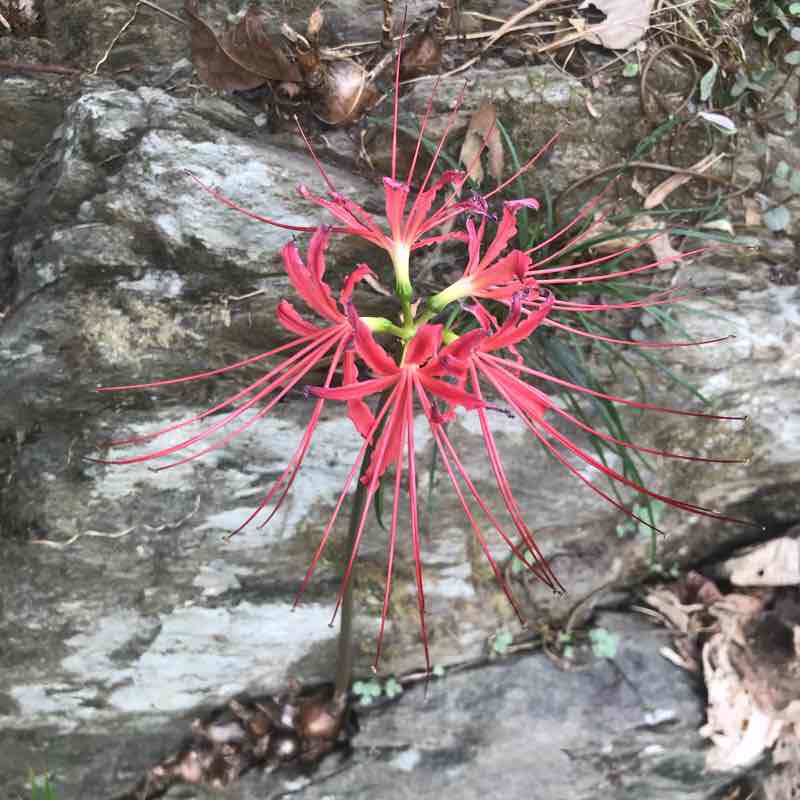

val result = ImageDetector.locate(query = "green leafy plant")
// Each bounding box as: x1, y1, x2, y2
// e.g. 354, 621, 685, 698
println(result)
557, 630, 575, 660
29, 773, 57, 800
352, 675, 404, 705
589, 627, 619, 659
490, 630, 514, 656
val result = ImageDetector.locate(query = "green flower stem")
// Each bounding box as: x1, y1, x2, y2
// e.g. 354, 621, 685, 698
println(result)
428, 278, 471, 312
331, 440, 373, 715
391, 243, 415, 330
362, 317, 406, 339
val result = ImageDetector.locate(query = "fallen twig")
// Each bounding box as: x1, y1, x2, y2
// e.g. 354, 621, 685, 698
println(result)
0, 60, 81, 75
139, 0, 186, 26
93, 1, 142, 75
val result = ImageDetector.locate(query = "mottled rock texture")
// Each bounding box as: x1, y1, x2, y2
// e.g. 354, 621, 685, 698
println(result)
0, 2, 798, 798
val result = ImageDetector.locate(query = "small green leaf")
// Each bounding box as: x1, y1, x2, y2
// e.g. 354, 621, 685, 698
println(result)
491, 630, 514, 655
384, 677, 403, 698
699, 62, 719, 102
589, 627, 619, 659
785, 109, 798, 124
790, 170, 800, 193
786, 50, 800, 65
353, 679, 383, 705
775, 161, 791, 182
622, 62, 639, 78
432, 664, 445, 677
791, 3, 800, 15
763, 205, 791, 232
792, 26, 800, 41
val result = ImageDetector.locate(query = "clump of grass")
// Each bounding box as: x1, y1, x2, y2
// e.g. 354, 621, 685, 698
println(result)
30, 773, 57, 800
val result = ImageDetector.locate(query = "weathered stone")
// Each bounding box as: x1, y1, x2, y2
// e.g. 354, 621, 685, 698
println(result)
0, 9, 798, 798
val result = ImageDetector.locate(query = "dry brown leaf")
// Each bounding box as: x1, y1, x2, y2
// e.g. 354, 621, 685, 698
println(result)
397, 2, 452, 79
578, 0, 655, 50
185, 0, 301, 92
643, 153, 722, 209
459, 102, 504, 186
644, 588, 701, 633
400, 28, 443, 80
701, 632, 785, 771
743, 196, 762, 226
721, 537, 800, 587
584, 96, 601, 119
590, 214, 682, 264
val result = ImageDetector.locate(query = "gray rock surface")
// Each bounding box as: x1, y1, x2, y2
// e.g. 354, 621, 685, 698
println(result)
1, 613, 734, 799
1, 3, 798, 798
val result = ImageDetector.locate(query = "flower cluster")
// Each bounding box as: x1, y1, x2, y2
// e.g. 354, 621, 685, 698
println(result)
97, 76, 746, 672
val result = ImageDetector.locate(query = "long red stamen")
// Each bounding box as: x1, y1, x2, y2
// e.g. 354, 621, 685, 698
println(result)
329, 380, 410, 625
484, 131, 560, 202
525, 177, 621, 256
184, 170, 319, 233
531, 233, 661, 276
227, 337, 351, 538
99, 328, 342, 451
146, 333, 345, 471
543, 318, 734, 349
485, 353, 747, 421
295, 117, 339, 196
374, 444, 404, 670
469, 364, 564, 590
406, 381, 430, 673
292, 382, 402, 610
538, 246, 712, 286
406, 75, 442, 187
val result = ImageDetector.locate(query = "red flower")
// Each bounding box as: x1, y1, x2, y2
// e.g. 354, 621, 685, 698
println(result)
102, 63, 749, 672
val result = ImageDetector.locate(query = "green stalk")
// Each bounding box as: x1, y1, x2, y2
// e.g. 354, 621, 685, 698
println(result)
331, 451, 372, 714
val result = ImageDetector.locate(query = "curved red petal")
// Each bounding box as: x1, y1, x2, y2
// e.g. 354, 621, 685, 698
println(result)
276, 299, 323, 337
343, 350, 375, 438
350, 309, 399, 376
404, 324, 442, 366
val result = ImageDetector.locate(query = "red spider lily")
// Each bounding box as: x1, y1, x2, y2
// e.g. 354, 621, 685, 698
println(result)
98, 46, 750, 676
94, 227, 374, 536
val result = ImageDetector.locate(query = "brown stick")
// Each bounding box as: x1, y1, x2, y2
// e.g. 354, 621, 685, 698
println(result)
0, 60, 81, 75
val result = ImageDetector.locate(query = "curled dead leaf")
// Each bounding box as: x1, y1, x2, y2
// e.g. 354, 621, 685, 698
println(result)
643, 153, 723, 210
401, 28, 443, 80
743, 196, 761, 226
721, 537, 800, 587
578, 0, 654, 50
590, 214, 682, 264
396, 2, 452, 79
314, 59, 379, 126
185, 0, 301, 91
459, 101, 504, 186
